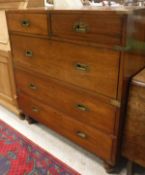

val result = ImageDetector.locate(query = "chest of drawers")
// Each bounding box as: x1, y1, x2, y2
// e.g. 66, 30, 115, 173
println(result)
122, 69, 145, 175
6, 8, 145, 172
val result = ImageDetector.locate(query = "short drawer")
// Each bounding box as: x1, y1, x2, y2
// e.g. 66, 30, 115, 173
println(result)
15, 68, 118, 134
18, 93, 115, 162
51, 12, 124, 46
7, 12, 48, 35
12, 35, 120, 98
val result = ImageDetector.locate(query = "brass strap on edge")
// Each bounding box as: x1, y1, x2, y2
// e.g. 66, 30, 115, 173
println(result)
110, 99, 121, 108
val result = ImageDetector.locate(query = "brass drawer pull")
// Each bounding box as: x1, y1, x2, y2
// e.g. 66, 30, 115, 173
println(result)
32, 107, 39, 113
76, 104, 88, 111
76, 131, 87, 139
21, 19, 30, 27
28, 83, 37, 90
73, 22, 88, 33
75, 63, 89, 72
25, 50, 33, 57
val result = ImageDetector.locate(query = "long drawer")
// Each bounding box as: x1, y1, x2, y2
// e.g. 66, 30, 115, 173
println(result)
7, 12, 48, 35
51, 12, 124, 46
18, 93, 115, 163
11, 34, 120, 98
15, 68, 118, 134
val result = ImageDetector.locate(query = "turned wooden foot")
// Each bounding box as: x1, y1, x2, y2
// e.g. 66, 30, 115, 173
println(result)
127, 161, 133, 175
25, 116, 37, 124
19, 112, 26, 120
103, 162, 115, 174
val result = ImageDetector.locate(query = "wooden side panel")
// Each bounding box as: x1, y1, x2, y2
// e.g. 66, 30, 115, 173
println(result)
118, 11, 145, 101
123, 11, 145, 78
0, 56, 12, 99
122, 83, 145, 167
0, 51, 17, 107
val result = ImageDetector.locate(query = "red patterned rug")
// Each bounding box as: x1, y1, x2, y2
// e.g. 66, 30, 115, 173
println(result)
0, 120, 80, 175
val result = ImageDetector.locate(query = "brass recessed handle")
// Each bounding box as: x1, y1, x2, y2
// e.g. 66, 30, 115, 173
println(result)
25, 50, 33, 57
28, 83, 37, 90
73, 22, 88, 33
76, 131, 87, 139
75, 63, 89, 72
75, 104, 88, 112
32, 107, 39, 113
21, 19, 30, 27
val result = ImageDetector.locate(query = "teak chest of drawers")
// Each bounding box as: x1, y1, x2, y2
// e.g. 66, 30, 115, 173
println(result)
6, 8, 145, 171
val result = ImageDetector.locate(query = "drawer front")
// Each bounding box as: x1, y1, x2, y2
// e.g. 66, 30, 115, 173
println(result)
51, 13, 124, 46
7, 13, 48, 35
15, 68, 117, 134
18, 93, 114, 162
12, 35, 120, 98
